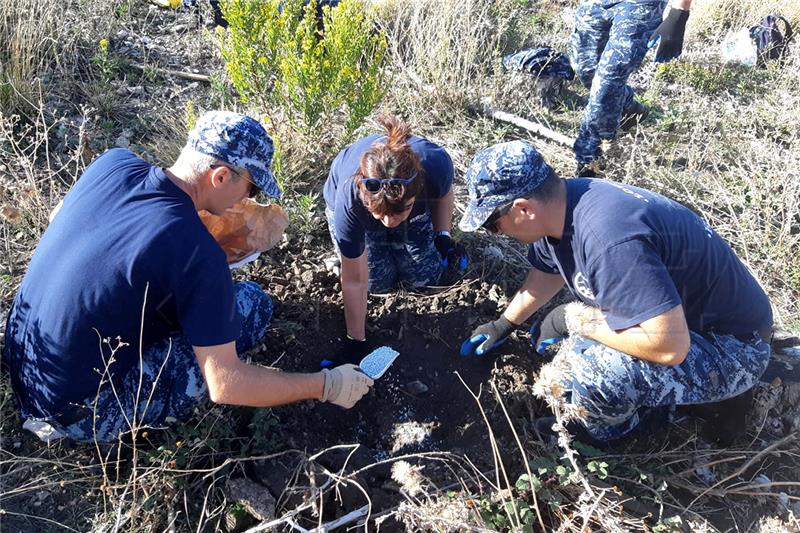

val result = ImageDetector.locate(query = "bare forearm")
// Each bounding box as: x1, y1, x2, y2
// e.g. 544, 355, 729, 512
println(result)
569, 304, 690, 365
503, 269, 565, 324
672, 0, 691, 10
208, 361, 325, 407
430, 189, 454, 233
341, 254, 369, 340
342, 280, 368, 340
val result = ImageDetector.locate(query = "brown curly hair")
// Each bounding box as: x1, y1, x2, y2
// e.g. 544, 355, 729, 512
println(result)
355, 115, 425, 217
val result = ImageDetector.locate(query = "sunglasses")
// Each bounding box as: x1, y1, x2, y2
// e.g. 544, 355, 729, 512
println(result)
361, 173, 417, 194
211, 164, 259, 198
482, 201, 514, 234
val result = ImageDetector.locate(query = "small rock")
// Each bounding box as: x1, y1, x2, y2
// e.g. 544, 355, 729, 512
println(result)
483, 245, 503, 260
300, 270, 314, 285
115, 136, 130, 148
405, 380, 429, 395
224, 478, 276, 521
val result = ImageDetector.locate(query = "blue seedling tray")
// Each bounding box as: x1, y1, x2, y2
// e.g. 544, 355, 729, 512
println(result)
359, 346, 399, 379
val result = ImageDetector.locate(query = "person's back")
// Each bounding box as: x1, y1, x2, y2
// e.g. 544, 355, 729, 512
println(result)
530, 178, 773, 335
3, 148, 235, 422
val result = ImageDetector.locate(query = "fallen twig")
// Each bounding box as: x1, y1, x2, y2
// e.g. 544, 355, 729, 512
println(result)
129, 62, 212, 83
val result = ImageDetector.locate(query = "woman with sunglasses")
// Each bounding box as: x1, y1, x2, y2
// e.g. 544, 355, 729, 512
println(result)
322, 115, 466, 366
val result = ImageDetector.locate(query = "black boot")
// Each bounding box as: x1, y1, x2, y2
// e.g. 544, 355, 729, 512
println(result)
680, 388, 755, 446
619, 100, 649, 131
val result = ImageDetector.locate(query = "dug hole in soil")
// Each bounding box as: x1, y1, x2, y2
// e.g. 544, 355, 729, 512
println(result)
239, 234, 544, 526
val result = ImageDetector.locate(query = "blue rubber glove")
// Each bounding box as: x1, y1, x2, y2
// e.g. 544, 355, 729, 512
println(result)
530, 303, 569, 355
648, 8, 690, 63
460, 316, 516, 357
434, 232, 469, 273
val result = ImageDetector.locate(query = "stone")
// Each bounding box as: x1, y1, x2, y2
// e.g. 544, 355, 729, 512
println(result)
224, 477, 276, 521
404, 380, 429, 396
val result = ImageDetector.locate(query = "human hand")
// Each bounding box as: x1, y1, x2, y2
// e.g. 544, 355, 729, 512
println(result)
648, 8, 690, 63
434, 232, 469, 272
460, 316, 517, 357
530, 303, 569, 354
320, 336, 372, 369
321, 364, 374, 408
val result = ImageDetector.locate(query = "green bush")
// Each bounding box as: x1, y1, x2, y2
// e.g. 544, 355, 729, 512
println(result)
218, 0, 388, 137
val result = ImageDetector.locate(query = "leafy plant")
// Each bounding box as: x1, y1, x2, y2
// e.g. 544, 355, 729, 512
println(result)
218, 0, 388, 137
91, 38, 121, 84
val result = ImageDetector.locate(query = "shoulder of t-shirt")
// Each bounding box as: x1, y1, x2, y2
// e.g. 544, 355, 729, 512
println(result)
151, 206, 228, 273
572, 180, 650, 243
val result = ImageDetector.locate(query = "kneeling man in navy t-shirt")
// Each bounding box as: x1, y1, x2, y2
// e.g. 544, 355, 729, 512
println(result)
2, 111, 372, 443
458, 141, 772, 443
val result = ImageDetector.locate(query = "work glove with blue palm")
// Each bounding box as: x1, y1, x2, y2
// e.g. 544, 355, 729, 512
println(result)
529, 303, 569, 355
434, 231, 469, 272
460, 316, 518, 357
648, 8, 690, 63
321, 336, 372, 369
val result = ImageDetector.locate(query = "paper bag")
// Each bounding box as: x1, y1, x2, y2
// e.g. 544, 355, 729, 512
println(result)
199, 198, 289, 264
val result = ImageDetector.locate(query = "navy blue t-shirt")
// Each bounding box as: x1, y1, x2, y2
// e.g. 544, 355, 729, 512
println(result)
527, 179, 772, 335
323, 134, 454, 258
2, 149, 241, 420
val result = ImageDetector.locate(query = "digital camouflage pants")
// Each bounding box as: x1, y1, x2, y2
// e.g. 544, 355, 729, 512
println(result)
570, 0, 667, 165
326, 208, 444, 294
560, 330, 771, 441
56, 281, 273, 442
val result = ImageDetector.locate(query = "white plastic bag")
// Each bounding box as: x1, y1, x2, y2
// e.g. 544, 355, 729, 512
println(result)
720, 27, 757, 66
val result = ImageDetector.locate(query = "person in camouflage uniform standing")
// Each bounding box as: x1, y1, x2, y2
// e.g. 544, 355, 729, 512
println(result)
458, 141, 772, 443
571, 0, 693, 175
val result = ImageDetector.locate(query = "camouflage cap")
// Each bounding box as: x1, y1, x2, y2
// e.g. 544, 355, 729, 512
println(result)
187, 110, 281, 197
459, 141, 555, 232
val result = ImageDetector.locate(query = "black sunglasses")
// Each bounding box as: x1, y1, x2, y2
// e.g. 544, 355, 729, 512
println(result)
482, 201, 514, 234
211, 164, 259, 198
361, 173, 417, 194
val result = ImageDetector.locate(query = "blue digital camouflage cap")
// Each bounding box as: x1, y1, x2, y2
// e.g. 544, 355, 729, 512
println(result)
187, 110, 281, 197
502, 47, 575, 80
459, 141, 555, 232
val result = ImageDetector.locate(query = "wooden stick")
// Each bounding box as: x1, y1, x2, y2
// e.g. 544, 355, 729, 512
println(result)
478, 104, 575, 148
129, 62, 212, 83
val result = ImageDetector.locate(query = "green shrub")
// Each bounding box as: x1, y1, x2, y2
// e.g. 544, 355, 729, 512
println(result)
218, 0, 388, 137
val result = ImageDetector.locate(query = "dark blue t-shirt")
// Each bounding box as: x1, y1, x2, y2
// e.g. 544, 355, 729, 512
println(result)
2, 149, 241, 420
527, 179, 772, 335
323, 134, 454, 258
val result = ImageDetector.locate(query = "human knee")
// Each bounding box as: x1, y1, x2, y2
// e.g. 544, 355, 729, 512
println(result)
235, 281, 273, 325
571, 345, 640, 412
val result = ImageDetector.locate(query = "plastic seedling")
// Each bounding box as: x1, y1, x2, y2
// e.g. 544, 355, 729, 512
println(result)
359, 346, 399, 379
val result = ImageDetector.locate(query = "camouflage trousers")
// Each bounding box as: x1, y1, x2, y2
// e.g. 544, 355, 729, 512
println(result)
325, 208, 445, 294
560, 330, 771, 441
570, 0, 666, 165
56, 281, 273, 443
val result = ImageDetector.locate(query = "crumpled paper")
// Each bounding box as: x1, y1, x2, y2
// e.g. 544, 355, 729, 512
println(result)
199, 199, 289, 264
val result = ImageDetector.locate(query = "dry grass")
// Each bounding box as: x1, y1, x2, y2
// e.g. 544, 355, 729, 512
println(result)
688, 0, 800, 40
1, 0, 800, 531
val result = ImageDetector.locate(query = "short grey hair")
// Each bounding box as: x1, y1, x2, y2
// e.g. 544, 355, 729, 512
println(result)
174, 146, 218, 178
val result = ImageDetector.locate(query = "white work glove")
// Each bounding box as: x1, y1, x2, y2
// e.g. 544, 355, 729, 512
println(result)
321, 364, 374, 408
564, 301, 605, 337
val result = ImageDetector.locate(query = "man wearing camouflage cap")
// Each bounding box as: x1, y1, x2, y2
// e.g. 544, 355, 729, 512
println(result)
3, 110, 372, 444
458, 141, 772, 442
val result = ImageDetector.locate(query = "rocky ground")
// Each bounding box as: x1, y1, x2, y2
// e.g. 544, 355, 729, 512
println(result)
2, 1, 800, 532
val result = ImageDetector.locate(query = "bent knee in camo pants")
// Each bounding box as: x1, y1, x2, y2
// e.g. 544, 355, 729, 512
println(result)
58, 281, 273, 443
570, 0, 666, 164
325, 208, 444, 294
560, 330, 770, 441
